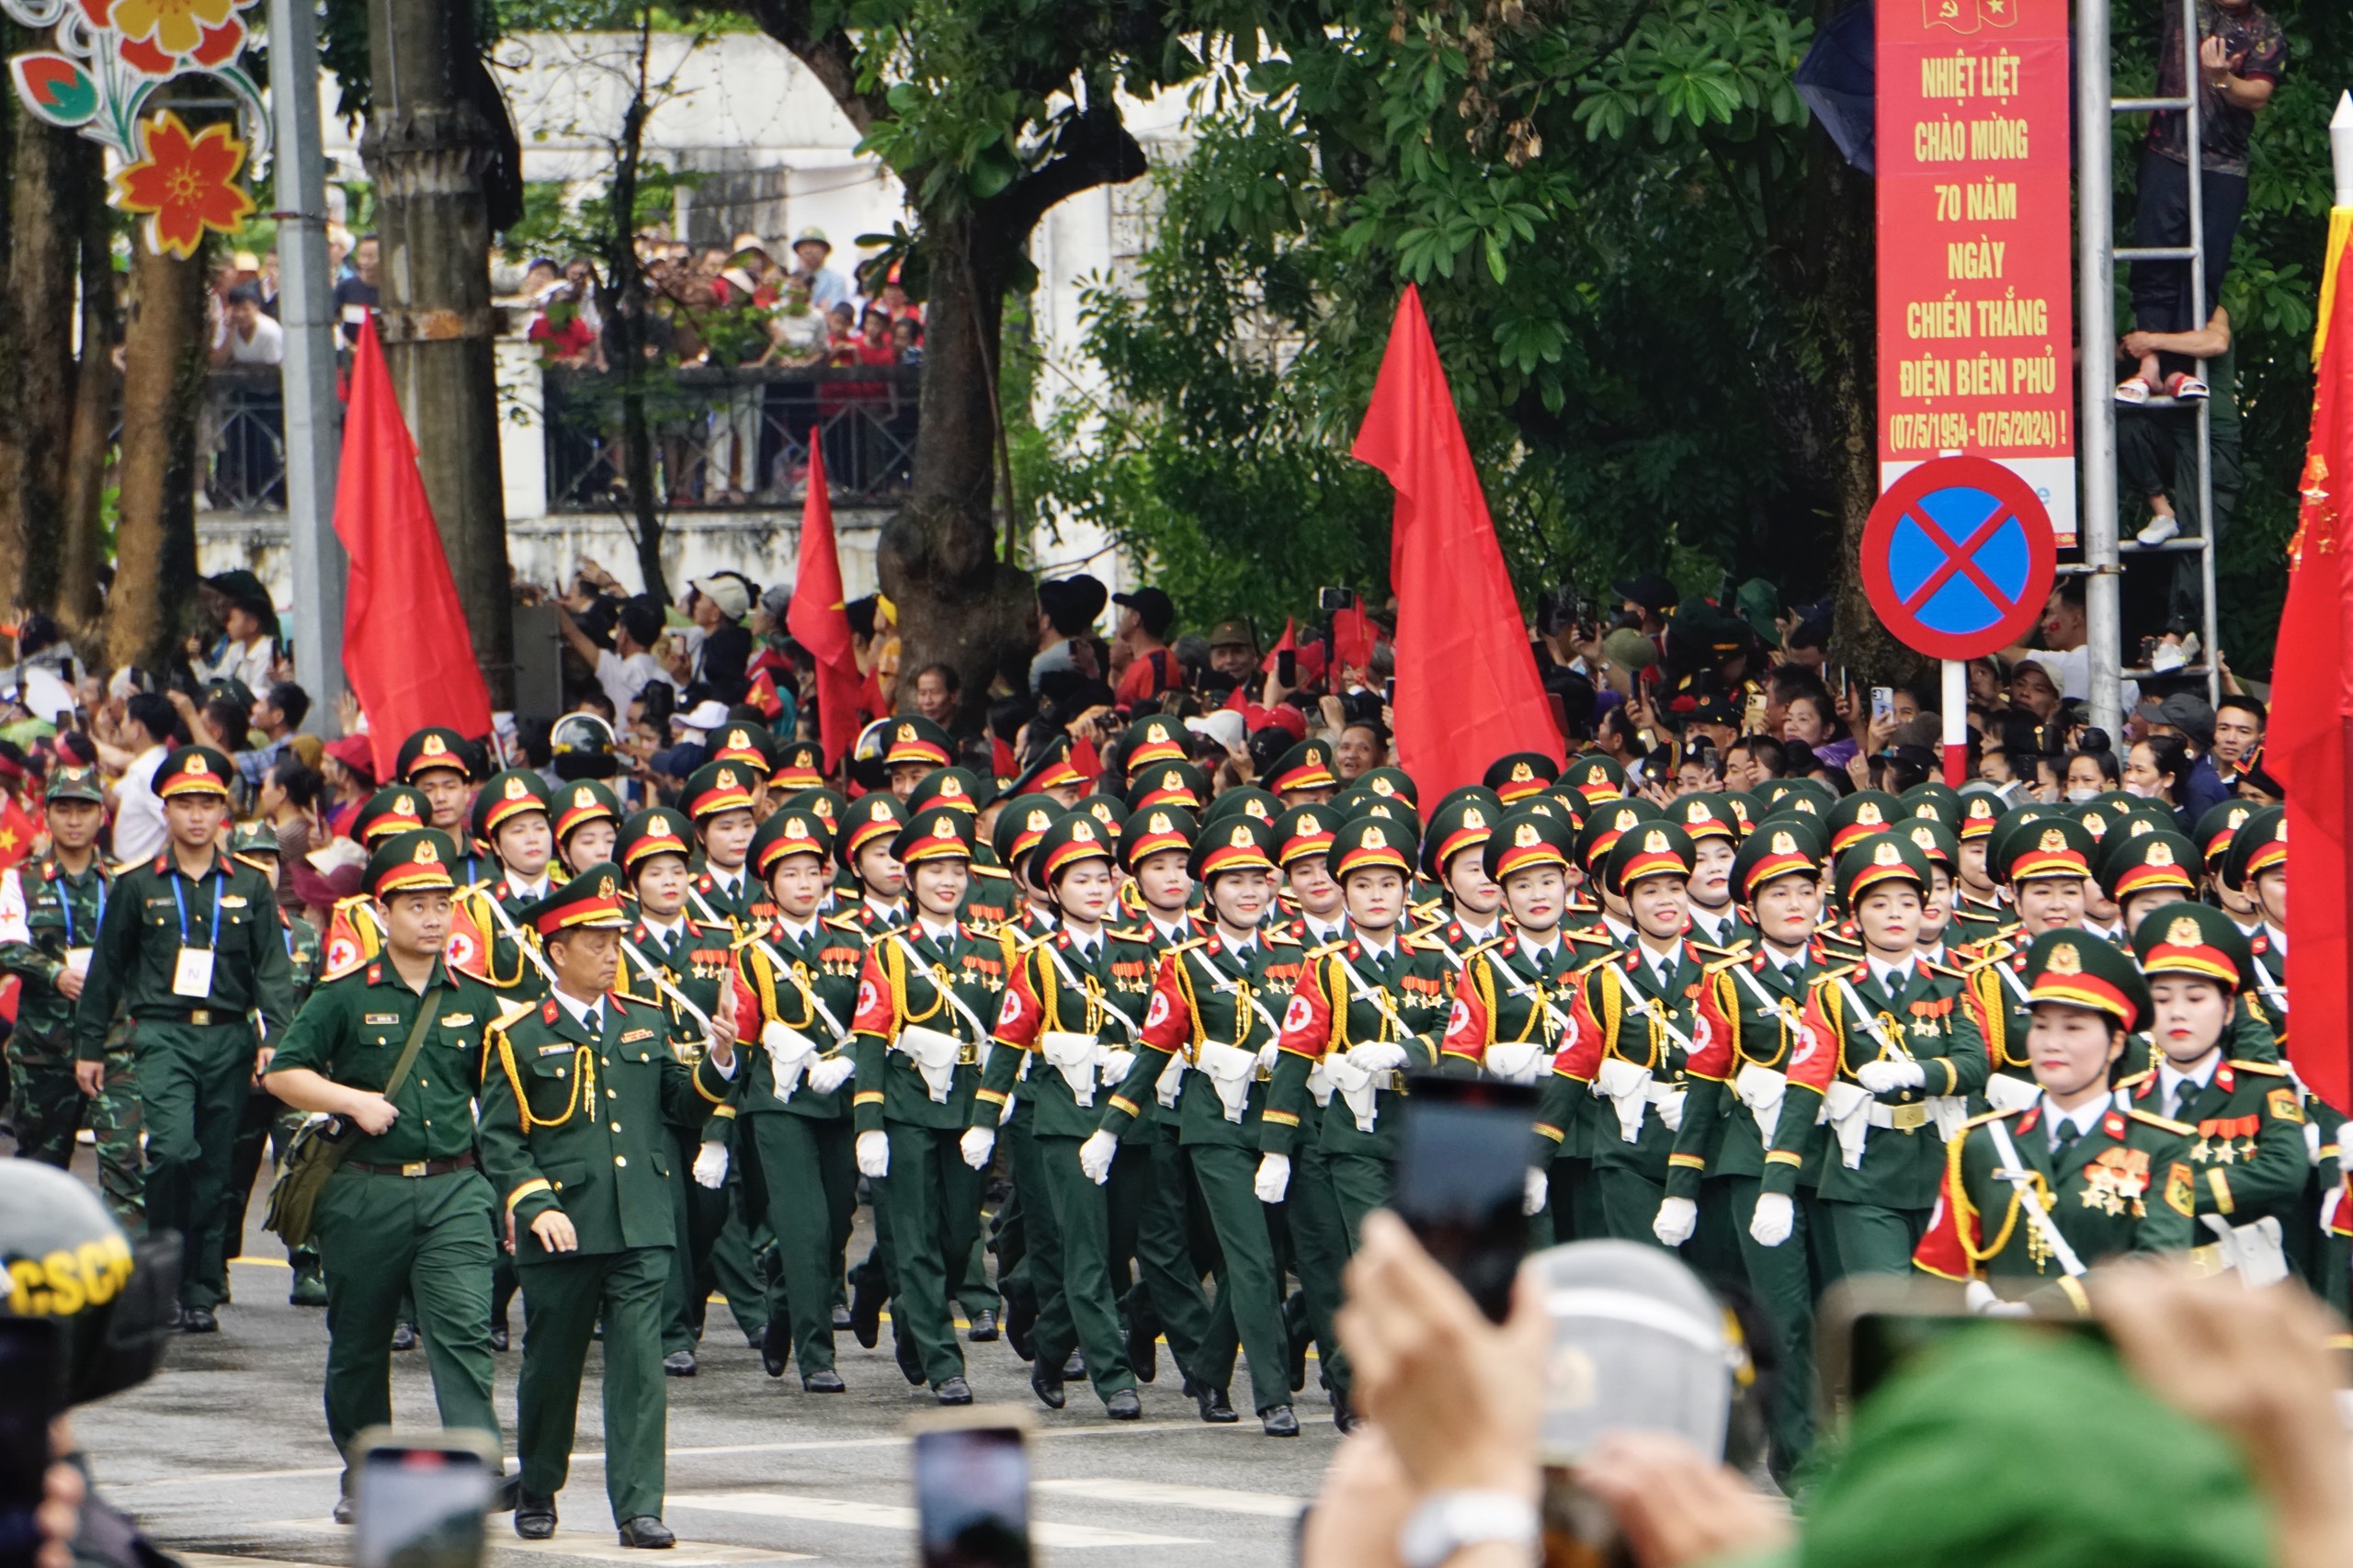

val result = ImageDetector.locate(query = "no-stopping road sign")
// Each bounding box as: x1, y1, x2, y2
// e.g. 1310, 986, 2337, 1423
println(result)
1859, 456, 2058, 662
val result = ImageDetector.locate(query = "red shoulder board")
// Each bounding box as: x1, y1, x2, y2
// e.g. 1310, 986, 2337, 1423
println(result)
2217, 1066, 2235, 1092
2103, 1112, 2127, 1140
541, 998, 560, 1023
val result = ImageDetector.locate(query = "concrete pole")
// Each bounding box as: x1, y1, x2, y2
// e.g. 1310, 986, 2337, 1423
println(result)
2075, 0, 2122, 735
2334, 91, 2352, 204
360, 0, 516, 709
268, 0, 345, 730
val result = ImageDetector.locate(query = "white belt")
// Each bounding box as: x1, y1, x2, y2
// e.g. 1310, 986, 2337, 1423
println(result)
1592, 1057, 1685, 1142
1193, 1040, 1258, 1123
2193, 1213, 2290, 1288
1040, 1029, 1107, 1108
892, 1024, 966, 1104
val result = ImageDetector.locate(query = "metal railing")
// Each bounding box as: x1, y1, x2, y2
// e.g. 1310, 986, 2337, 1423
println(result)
199, 366, 289, 513
541, 362, 922, 510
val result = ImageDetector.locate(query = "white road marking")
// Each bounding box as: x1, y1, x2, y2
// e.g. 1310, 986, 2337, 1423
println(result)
1034, 1478, 1308, 1518
670, 1492, 1200, 1547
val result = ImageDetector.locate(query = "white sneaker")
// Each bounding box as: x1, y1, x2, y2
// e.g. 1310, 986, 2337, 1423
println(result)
2136, 513, 2181, 546
2150, 638, 2187, 673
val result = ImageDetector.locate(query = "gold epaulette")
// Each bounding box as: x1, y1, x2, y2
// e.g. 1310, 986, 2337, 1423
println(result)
1458, 933, 1513, 964
1304, 937, 1352, 961
493, 997, 539, 1031
1920, 956, 1968, 980
1952, 904, 2009, 924
1688, 937, 1748, 960
2115, 1068, 2156, 1090
2128, 1106, 2197, 1136
1700, 948, 1758, 975
1400, 932, 1445, 953
1961, 1105, 2029, 1131
1164, 936, 1210, 958
972, 864, 1013, 881
2229, 1058, 2290, 1077
1571, 950, 1621, 980
1264, 927, 1302, 947
1108, 925, 1152, 944
1564, 924, 1618, 948
1403, 918, 1451, 946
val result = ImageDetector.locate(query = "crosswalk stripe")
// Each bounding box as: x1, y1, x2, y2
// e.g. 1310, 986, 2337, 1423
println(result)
1033, 1478, 1307, 1518
669, 1492, 1201, 1547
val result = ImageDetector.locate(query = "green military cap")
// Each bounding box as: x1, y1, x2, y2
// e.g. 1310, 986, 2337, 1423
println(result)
682, 760, 759, 821
2089, 788, 2143, 820
1009, 736, 1089, 798
42, 765, 105, 806
772, 740, 826, 790
1126, 758, 1210, 812
1760, 776, 1838, 820
1121, 804, 1197, 870
990, 792, 1064, 871
1119, 714, 1191, 778
879, 715, 954, 770
2219, 803, 2285, 892
1897, 816, 1958, 871
1826, 789, 1903, 857
1833, 833, 1932, 909
2131, 901, 2254, 994
394, 726, 474, 783
907, 766, 986, 817
1347, 794, 1424, 845
1577, 796, 1661, 872
199, 676, 258, 714
1270, 803, 1339, 867
614, 807, 696, 878
1541, 785, 1591, 831
1034, 812, 1118, 882
2097, 826, 2200, 904
227, 821, 279, 866
353, 784, 433, 845
1998, 813, 2096, 884
2099, 801, 2181, 849
753, 806, 836, 876
1668, 793, 1741, 844
1603, 820, 1694, 897
780, 786, 847, 831
1482, 751, 1559, 805
1266, 739, 1338, 797
2022, 927, 2148, 1030
2071, 795, 2138, 845
1201, 785, 1279, 827
1982, 802, 2057, 870
551, 778, 621, 844
1561, 753, 1626, 804
470, 767, 552, 841
522, 862, 630, 937
1483, 808, 1575, 882
1422, 789, 1504, 878
1899, 780, 1962, 833
154, 744, 233, 801
1329, 813, 1416, 881
1718, 790, 1762, 836
709, 722, 773, 774
1355, 766, 1420, 809
1190, 812, 1277, 881
364, 828, 461, 901
1733, 816, 1826, 903
2193, 799, 2256, 869
1077, 793, 1129, 850
892, 805, 974, 867
840, 792, 908, 868
1955, 784, 2005, 842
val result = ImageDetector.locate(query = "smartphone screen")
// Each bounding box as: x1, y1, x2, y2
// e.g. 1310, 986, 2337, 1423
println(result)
1392, 1074, 1540, 1322
1276, 649, 1297, 687
0, 1322, 61, 1568
1870, 687, 1894, 727
354, 1445, 494, 1568
914, 1425, 1030, 1568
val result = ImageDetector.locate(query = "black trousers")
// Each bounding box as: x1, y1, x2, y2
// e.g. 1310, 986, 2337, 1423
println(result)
2131, 148, 2248, 380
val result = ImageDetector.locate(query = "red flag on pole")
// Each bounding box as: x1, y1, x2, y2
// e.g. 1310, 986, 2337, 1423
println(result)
333, 314, 494, 781
2271, 233, 2353, 1115
787, 433, 866, 770
1350, 286, 1561, 801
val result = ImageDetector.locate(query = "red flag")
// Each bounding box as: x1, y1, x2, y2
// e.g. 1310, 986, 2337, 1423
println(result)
1332, 600, 1376, 673
745, 667, 785, 722
333, 314, 494, 781
0, 794, 35, 869
1071, 734, 1102, 784
1258, 618, 1297, 675
787, 432, 866, 769
1350, 287, 1562, 800
2272, 233, 2353, 1114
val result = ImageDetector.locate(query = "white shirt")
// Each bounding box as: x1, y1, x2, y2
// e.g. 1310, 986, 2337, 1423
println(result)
707, 867, 746, 901
593, 650, 673, 720
1063, 926, 1103, 963
1455, 917, 1501, 948
1602, 914, 1636, 946
2032, 645, 2139, 710
1764, 943, 1810, 975
863, 895, 904, 924
195, 633, 276, 694
222, 313, 285, 365
2041, 1094, 2108, 1151
915, 915, 960, 944
1356, 934, 1400, 965
640, 912, 686, 944
1302, 915, 1348, 945
505, 872, 551, 903
1518, 936, 1559, 968
551, 985, 608, 1037
776, 915, 821, 946
1638, 939, 1685, 990
1148, 914, 1189, 947
1868, 956, 1917, 994
2158, 1052, 2222, 1121
1689, 906, 1738, 945
111, 745, 168, 864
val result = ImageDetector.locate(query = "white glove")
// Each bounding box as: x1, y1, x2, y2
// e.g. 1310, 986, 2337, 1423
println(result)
1078, 1129, 1118, 1185
1347, 1040, 1409, 1074
806, 1054, 856, 1094
1255, 1152, 1291, 1203
1856, 1058, 1927, 1095
1255, 1040, 1280, 1073
1101, 1048, 1137, 1084
959, 1126, 995, 1170
2323, 1183, 2346, 1236
1651, 1196, 1698, 1248
856, 1130, 890, 1178
1523, 1166, 1549, 1217
2339, 1120, 2353, 1162
1964, 1278, 2030, 1317
1748, 1191, 1794, 1247
691, 1140, 728, 1188
2306, 1119, 2325, 1166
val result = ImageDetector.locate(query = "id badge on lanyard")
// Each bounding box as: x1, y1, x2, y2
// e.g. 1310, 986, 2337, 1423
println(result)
171, 872, 225, 1000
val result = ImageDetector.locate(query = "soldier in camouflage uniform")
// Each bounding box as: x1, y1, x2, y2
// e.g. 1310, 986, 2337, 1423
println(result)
0, 767, 111, 1167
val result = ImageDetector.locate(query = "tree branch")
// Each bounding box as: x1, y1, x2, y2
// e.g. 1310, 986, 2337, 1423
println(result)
746, 0, 887, 133
988, 104, 1149, 247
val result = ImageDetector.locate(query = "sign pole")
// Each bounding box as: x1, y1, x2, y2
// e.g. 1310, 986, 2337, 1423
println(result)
1941, 657, 1968, 787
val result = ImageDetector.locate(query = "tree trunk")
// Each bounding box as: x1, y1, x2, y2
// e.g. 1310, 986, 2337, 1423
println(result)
0, 113, 83, 615
363, 0, 516, 707
110, 234, 206, 672
57, 136, 113, 635
603, 57, 668, 605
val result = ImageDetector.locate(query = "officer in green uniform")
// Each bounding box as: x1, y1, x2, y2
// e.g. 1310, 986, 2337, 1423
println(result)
480, 865, 737, 1547
612, 807, 762, 1374
262, 829, 517, 1517
1960, 815, 2101, 1116
552, 779, 623, 879
1671, 795, 1753, 951
977, 792, 1065, 1361
1948, 787, 2010, 937
726, 808, 862, 1389
396, 727, 488, 884
1481, 751, 1557, 806
0, 766, 111, 1166
455, 768, 559, 996
1086, 814, 1305, 1434
73, 745, 292, 1332
1264, 741, 1338, 808
1414, 790, 1507, 958
975, 813, 1152, 1418
879, 717, 955, 800
1915, 928, 2194, 1311
678, 762, 765, 932
833, 791, 909, 1348
845, 806, 1007, 1404
1766, 835, 1988, 1280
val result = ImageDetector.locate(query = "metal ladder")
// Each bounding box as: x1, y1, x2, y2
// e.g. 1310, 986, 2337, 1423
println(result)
2077, 0, 2223, 727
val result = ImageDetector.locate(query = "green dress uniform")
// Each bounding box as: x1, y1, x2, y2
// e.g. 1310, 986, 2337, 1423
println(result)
725, 812, 863, 1382
844, 807, 1008, 1397
218, 839, 325, 1301
72, 747, 292, 1315
263, 830, 512, 1489
478, 866, 732, 1533
0, 775, 112, 1166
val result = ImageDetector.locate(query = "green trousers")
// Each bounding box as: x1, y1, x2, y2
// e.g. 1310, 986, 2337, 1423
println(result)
222, 1086, 306, 1283
1712, 1176, 1815, 1472
1186, 1143, 1291, 1415
744, 1114, 857, 1374
1124, 1125, 1215, 1386
1549, 1154, 1607, 1244
1286, 1144, 1352, 1393
6, 1041, 82, 1167
661, 1127, 767, 1351
1820, 1199, 1929, 1282
91, 1022, 143, 1231
1597, 1165, 1669, 1244
1031, 1133, 1137, 1403
874, 1123, 980, 1386
137, 1021, 255, 1309
516, 1245, 670, 1521
318, 1166, 504, 1480
1006, 1115, 1067, 1356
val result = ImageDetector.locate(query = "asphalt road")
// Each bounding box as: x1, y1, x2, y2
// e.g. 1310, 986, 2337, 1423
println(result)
70, 1155, 1335, 1568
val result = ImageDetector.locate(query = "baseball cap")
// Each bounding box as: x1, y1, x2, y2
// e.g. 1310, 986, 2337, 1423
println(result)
1531, 1240, 1734, 1464
1599, 627, 1659, 671
690, 574, 751, 620
2134, 690, 2216, 749
1611, 573, 1678, 615
1112, 587, 1175, 638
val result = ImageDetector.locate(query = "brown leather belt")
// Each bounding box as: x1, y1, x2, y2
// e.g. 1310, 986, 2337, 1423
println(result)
346, 1152, 479, 1178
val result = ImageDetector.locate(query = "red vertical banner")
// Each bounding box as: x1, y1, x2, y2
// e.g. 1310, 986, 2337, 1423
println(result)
1875, 0, 2077, 543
